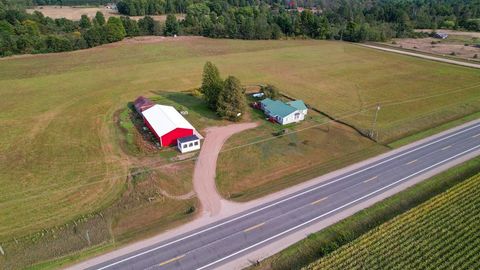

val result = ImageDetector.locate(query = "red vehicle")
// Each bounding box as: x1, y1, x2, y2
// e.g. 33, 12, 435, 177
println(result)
251, 102, 261, 109
267, 116, 277, 123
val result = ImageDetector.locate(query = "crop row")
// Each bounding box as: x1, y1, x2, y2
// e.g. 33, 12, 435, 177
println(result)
305, 173, 480, 270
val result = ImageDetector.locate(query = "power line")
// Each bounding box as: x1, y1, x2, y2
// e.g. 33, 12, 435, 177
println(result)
0, 107, 371, 205
2, 82, 480, 203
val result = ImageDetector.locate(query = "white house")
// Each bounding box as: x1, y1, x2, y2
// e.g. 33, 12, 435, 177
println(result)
177, 135, 201, 153
260, 98, 308, 125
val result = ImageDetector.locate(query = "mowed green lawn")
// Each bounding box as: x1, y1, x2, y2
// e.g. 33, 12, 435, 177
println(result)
0, 37, 479, 243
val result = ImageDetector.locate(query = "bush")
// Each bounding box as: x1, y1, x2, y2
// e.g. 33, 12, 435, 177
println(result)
261, 84, 280, 99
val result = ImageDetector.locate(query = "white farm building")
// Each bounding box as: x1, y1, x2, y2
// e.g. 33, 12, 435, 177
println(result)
260, 98, 308, 125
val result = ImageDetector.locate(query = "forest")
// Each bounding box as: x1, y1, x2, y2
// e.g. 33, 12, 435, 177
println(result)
1, 0, 480, 57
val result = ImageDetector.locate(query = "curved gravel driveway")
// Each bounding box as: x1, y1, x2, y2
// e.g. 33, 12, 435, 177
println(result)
193, 122, 259, 217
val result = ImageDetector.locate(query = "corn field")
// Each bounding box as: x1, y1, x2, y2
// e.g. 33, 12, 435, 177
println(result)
305, 173, 480, 270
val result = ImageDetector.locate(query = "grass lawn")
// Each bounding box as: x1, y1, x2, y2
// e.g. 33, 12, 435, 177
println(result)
1, 37, 479, 268
216, 107, 388, 201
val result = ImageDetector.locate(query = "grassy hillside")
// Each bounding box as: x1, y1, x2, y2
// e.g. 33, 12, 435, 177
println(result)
305, 172, 480, 270
0, 37, 479, 257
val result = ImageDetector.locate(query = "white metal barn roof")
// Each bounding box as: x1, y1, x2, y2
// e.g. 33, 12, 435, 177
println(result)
142, 105, 195, 137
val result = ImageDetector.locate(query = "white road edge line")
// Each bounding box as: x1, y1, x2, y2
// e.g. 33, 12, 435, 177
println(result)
95, 123, 480, 270
196, 144, 480, 270
441, 145, 452, 150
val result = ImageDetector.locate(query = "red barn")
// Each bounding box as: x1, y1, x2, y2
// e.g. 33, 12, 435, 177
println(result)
133, 96, 155, 114
142, 104, 195, 147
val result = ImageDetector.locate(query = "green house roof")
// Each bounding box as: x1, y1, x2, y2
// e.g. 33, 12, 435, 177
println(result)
287, 100, 307, 111
261, 98, 298, 118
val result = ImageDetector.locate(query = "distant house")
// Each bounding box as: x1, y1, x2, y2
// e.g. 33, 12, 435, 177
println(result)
133, 96, 155, 114
142, 104, 200, 147
177, 135, 201, 153
432, 32, 448, 39
260, 98, 308, 125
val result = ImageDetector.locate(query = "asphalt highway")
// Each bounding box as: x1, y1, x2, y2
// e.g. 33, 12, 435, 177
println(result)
88, 121, 480, 270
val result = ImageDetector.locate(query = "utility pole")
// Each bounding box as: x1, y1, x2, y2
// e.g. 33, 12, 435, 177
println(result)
370, 104, 381, 140
86, 230, 91, 246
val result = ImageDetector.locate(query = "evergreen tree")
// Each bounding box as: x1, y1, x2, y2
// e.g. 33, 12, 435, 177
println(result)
94, 11, 105, 26
138, 16, 155, 35
200, 61, 223, 109
120, 16, 140, 37
164, 14, 178, 36
105, 17, 126, 42
79, 14, 91, 29
216, 76, 246, 121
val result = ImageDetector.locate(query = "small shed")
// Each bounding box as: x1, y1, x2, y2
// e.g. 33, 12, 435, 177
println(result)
177, 135, 201, 153
134, 96, 155, 114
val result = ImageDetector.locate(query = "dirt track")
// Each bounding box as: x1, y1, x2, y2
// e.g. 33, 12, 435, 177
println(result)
193, 122, 259, 216
361, 44, 480, 69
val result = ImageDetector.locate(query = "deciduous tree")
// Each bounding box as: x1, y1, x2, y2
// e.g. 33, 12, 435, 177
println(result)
216, 76, 246, 121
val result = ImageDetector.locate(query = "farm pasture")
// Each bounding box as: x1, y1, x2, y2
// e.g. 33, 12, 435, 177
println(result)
0, 37, 479, 268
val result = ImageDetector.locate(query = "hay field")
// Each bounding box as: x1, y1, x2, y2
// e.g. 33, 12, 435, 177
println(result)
0, 37, 479, 246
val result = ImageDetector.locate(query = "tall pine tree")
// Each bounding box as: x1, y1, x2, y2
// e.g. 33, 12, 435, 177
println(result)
200, 61, 223, 109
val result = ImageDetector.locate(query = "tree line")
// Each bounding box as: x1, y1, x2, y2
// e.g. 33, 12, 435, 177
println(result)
0, 0, 183, 56
0, 8, 127, 56
2, 0, 480, 57
116, 0, 480, 38
33, 0, 113, 5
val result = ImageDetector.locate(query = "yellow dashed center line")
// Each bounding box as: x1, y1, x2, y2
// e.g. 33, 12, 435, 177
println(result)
244, 222, 265, 233
441, 145, 452, 150
406, 159, 418, 165
310, 197, 328, 205
363, 176, 378, 183
473, 133, 480, 138
158, 254, 185, 267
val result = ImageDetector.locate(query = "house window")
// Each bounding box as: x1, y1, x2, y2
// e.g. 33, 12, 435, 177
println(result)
295, 113, 300, 119
189, 143, 193, 147
194, 141, 199, 146
183, 144, 187, 149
